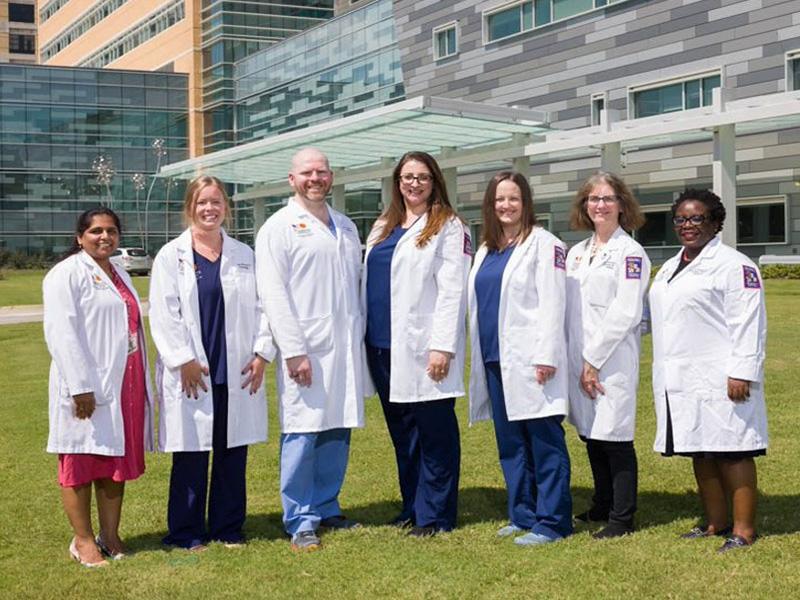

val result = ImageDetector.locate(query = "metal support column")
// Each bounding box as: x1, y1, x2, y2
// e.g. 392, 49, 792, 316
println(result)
440, 146, 458, 208
601, 141, 622, 174
713, 123, 736, 247
331, 183, 346, 213
381, 156, 394, 210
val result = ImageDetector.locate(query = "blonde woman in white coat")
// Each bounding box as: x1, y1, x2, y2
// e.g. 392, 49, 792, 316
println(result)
650, 189, 767, 552
149, 176, 274, 550
467, 171, 573, 547
44, 207, 154, 567
363, 151, 471, 536
565, 172, 650, 539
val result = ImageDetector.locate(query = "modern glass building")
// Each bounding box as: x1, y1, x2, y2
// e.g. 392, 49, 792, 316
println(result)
230, 0, 404, 242
201, 0, 335, 153
0, 63, 189, 256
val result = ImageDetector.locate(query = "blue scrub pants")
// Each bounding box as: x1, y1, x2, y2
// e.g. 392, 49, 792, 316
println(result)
164, 384, 248, 548
366, 345, 460, 531
279, 428, 351, 535
484, 362, 573, 540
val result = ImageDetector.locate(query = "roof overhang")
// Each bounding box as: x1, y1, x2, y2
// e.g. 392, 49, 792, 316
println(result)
157, 96, 550, 196
524, 89, 800, 163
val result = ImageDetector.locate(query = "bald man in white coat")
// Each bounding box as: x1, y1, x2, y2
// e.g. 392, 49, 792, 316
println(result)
255, 148, 368, 551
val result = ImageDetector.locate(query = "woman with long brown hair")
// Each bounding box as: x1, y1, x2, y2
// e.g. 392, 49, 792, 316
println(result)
467, 171, 573, 547
362, 151, 471, 536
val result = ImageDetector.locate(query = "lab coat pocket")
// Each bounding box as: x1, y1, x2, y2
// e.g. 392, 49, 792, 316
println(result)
298, 315, 334, 354
407, 313, 433, 354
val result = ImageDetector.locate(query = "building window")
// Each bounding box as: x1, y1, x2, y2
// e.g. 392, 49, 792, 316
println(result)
433, 23, 458, 60
738, 197, 787, 245
591, 93, 606, 126
787, 52, 800, 91
9, 33, 36, 55
484, 0, 628, 43
9, 3, 36, 23
631, 72, 721, 118
636, 197, 787, 247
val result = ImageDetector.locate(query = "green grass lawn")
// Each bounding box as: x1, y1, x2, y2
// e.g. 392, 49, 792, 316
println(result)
0, 269, 149, 306
0, 282, 798, 599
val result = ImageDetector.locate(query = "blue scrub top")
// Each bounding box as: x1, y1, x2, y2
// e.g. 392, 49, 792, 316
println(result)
326, 215, 337, 238
365, 226, 407, 349
194, 250, 228, 385
475, 245, 516, 363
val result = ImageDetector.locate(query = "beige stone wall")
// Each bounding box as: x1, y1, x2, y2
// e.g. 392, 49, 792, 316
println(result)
39, 0, 203, 158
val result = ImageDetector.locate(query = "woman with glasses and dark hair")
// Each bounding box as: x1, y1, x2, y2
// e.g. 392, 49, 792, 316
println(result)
467, 171, 573, 547
564, 172, 650, 539
43, 207, 154, 567
362, 151, 471, 536
649, 189, 768, 552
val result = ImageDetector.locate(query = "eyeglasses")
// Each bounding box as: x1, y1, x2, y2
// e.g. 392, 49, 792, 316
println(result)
399, 174, 432, 185
672, 215, 707, 227
586, 195, 618, 205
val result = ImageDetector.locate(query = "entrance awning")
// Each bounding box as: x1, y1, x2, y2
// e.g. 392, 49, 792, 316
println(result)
157, 96, 551, 195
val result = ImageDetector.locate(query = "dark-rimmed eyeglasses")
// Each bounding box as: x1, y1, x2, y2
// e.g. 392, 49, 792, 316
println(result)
672, 215, 707, 227
586, 195, 618, 205
399, 174, 432, 185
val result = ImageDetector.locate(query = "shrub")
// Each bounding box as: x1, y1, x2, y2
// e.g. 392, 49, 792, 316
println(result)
761, 264, 800, 279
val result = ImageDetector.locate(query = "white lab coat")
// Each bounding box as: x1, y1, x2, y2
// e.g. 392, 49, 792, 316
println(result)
468, 227, 569, 424
149, 228, 275, 452
565, 227, 651, 441
43, 251, 154, 455
362, 214, 471, 403
649, 237, 768, 453
255, 199, 366, 433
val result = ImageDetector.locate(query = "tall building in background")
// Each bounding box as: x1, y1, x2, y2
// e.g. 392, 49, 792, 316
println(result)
39, 0, 334, 157
0, 0, 37, 65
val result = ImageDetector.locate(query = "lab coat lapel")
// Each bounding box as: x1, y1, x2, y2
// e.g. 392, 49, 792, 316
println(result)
395, 211, 428, 251
78, 250, 122, 301
175, 228, 202, 339
668, 236, 721, 283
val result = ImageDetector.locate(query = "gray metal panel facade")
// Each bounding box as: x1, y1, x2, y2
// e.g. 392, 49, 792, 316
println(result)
393, 0, 800, 261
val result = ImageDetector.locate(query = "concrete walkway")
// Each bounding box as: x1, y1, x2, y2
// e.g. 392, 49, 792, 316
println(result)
0, 301, 150, 325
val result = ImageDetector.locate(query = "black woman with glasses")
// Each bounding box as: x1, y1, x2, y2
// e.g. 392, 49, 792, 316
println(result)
565, 172, 650, 539
649, 189, 768, 552
362, 151, 471, 536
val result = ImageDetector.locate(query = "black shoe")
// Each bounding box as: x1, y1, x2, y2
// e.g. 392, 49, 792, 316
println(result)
407, 525, 436, 538
388, 517, 414, 529
681, 525, 732, 539
718, 533, 757, 553
319, 515, 363, 530
593, 522, 634, 539
575, 508, 609, 523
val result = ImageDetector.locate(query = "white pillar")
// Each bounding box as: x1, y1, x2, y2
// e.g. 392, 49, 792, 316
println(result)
601, 142, 622, 174
440, 146, 458, 208
252, 197, 266, 234
381, 156, 394, 210
713, 124, 736, 247
512, 133, 531, 178
331, 183, 346, 213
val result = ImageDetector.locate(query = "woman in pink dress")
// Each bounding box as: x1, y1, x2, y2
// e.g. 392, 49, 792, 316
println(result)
43, 207, 154, 568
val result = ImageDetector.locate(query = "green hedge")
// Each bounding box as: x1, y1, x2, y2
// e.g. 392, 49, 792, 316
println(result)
650, 263, 800, 279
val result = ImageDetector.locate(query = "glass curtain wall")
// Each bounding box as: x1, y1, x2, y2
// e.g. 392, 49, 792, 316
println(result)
201, 0, 335, 154
0, 64, 189, 257
233, 0, 404, 241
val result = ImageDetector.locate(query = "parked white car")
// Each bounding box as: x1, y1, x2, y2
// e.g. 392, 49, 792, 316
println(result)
110, 247, 152, 276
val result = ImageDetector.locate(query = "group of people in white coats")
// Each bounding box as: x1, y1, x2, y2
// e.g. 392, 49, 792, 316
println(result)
43, 146, 769, 567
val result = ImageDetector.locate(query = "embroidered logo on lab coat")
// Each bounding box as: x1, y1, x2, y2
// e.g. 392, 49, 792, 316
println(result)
625, 256, 643, 279
463, 231, 473, 256
292, 222, 313, 237
742, 265, 761, 289
91, 274, 108, 289
554, 246, 566, 270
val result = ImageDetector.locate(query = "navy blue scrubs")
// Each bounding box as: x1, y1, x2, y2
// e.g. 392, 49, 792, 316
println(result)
365, 227, 461, 531
164, 250, 248, 548
475, 246, 573, 540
